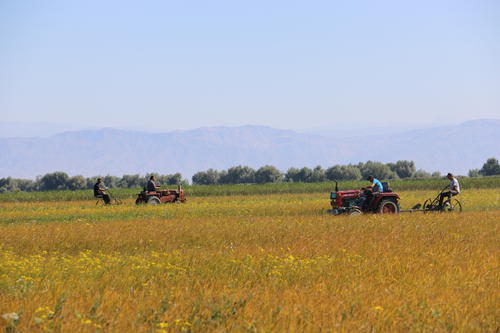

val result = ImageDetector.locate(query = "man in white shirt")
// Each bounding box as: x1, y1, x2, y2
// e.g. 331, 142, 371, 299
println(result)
439, 173, 460, 208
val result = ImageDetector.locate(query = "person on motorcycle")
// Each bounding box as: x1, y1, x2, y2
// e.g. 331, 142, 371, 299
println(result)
439, 173, 460, 207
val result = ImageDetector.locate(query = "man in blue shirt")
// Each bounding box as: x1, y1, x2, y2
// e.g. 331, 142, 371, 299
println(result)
358, 175, 384, 209
367, 176, 384, 193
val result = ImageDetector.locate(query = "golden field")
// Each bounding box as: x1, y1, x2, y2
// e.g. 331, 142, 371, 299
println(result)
0, 189, 499, 332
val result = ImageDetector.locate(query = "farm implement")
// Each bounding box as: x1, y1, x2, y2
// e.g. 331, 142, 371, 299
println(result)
328, 181, 462, 216
135, 184, 187, 205
95, 189, 123, 206
403, 186, 462, 213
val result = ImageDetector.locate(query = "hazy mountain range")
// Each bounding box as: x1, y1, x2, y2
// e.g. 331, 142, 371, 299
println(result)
0, 119, 499, 179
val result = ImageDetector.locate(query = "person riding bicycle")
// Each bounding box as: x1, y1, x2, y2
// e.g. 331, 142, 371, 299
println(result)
93, 178, 111, 205
358, 175, 384, 209
146, 175, 160, 192
439, 173, 460, 208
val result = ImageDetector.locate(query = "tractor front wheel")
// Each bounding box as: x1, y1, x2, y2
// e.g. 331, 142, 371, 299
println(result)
379, 200, 399, 214
147, 197, 161, 205
349, 208, 362, 216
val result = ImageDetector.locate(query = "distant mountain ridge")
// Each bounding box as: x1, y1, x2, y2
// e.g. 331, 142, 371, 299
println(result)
0, 120, 499, 179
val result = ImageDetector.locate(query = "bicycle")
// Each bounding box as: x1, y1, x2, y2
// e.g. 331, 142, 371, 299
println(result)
422, 186, 462, 213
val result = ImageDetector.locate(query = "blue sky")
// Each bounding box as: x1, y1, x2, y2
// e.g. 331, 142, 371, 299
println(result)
1, 0, 499, 131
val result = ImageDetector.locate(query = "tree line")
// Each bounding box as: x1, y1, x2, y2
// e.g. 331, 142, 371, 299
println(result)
192, 158, 498, 185
0, 173, 184, 193
192, 160, 431, 185
1, 158, 498, 193
467, 158, 500, 178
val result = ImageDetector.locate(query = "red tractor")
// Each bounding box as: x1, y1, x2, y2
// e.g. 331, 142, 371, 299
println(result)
329, 181, 400, 216
135, 184, 187, 205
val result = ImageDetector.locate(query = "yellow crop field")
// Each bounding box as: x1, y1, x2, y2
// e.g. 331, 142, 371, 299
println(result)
0, 189, 499, 332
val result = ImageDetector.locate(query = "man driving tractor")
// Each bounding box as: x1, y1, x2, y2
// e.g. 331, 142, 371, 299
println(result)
439, 172, 460, 208
358, 175, 384, 209
146, 175, 160, 192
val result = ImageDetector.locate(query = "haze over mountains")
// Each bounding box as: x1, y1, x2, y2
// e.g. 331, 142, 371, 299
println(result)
0, 119, 498, 179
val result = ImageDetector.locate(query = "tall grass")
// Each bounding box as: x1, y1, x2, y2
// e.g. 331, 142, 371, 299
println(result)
0, 190, 498, 331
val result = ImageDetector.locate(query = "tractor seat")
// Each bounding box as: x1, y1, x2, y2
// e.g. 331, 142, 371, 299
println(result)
382, 182, 392, 192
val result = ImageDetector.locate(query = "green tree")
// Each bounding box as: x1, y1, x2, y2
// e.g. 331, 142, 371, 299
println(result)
326, 165, 362, 181
310, 166, 326, 182
0, 177, 20, 193
166, 173, 183, 185
103, 175, 119, 188
255, 165, 283, 184
17, 179, 36, 191
67, 175, 87, 190
431, 171, 442, 178
221, 166, 256, 184
388, 160, 416, 179
297, 167, 313, 182
218, 170, 229, 184
86, 177, 97, 189
468, 169, 480, 178
412, 169, 431, 179
38, 172, 70, 191
192, 169, 220, 185
359, 161, 398, 180
118, 174, 142, 188
0, 177, 36, 192
480, 157, 500, 176
284, 168, 301, 182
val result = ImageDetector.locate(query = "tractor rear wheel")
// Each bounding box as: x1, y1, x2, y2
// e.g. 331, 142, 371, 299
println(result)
147, 197, 161, 205
379, 200, 399, 214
